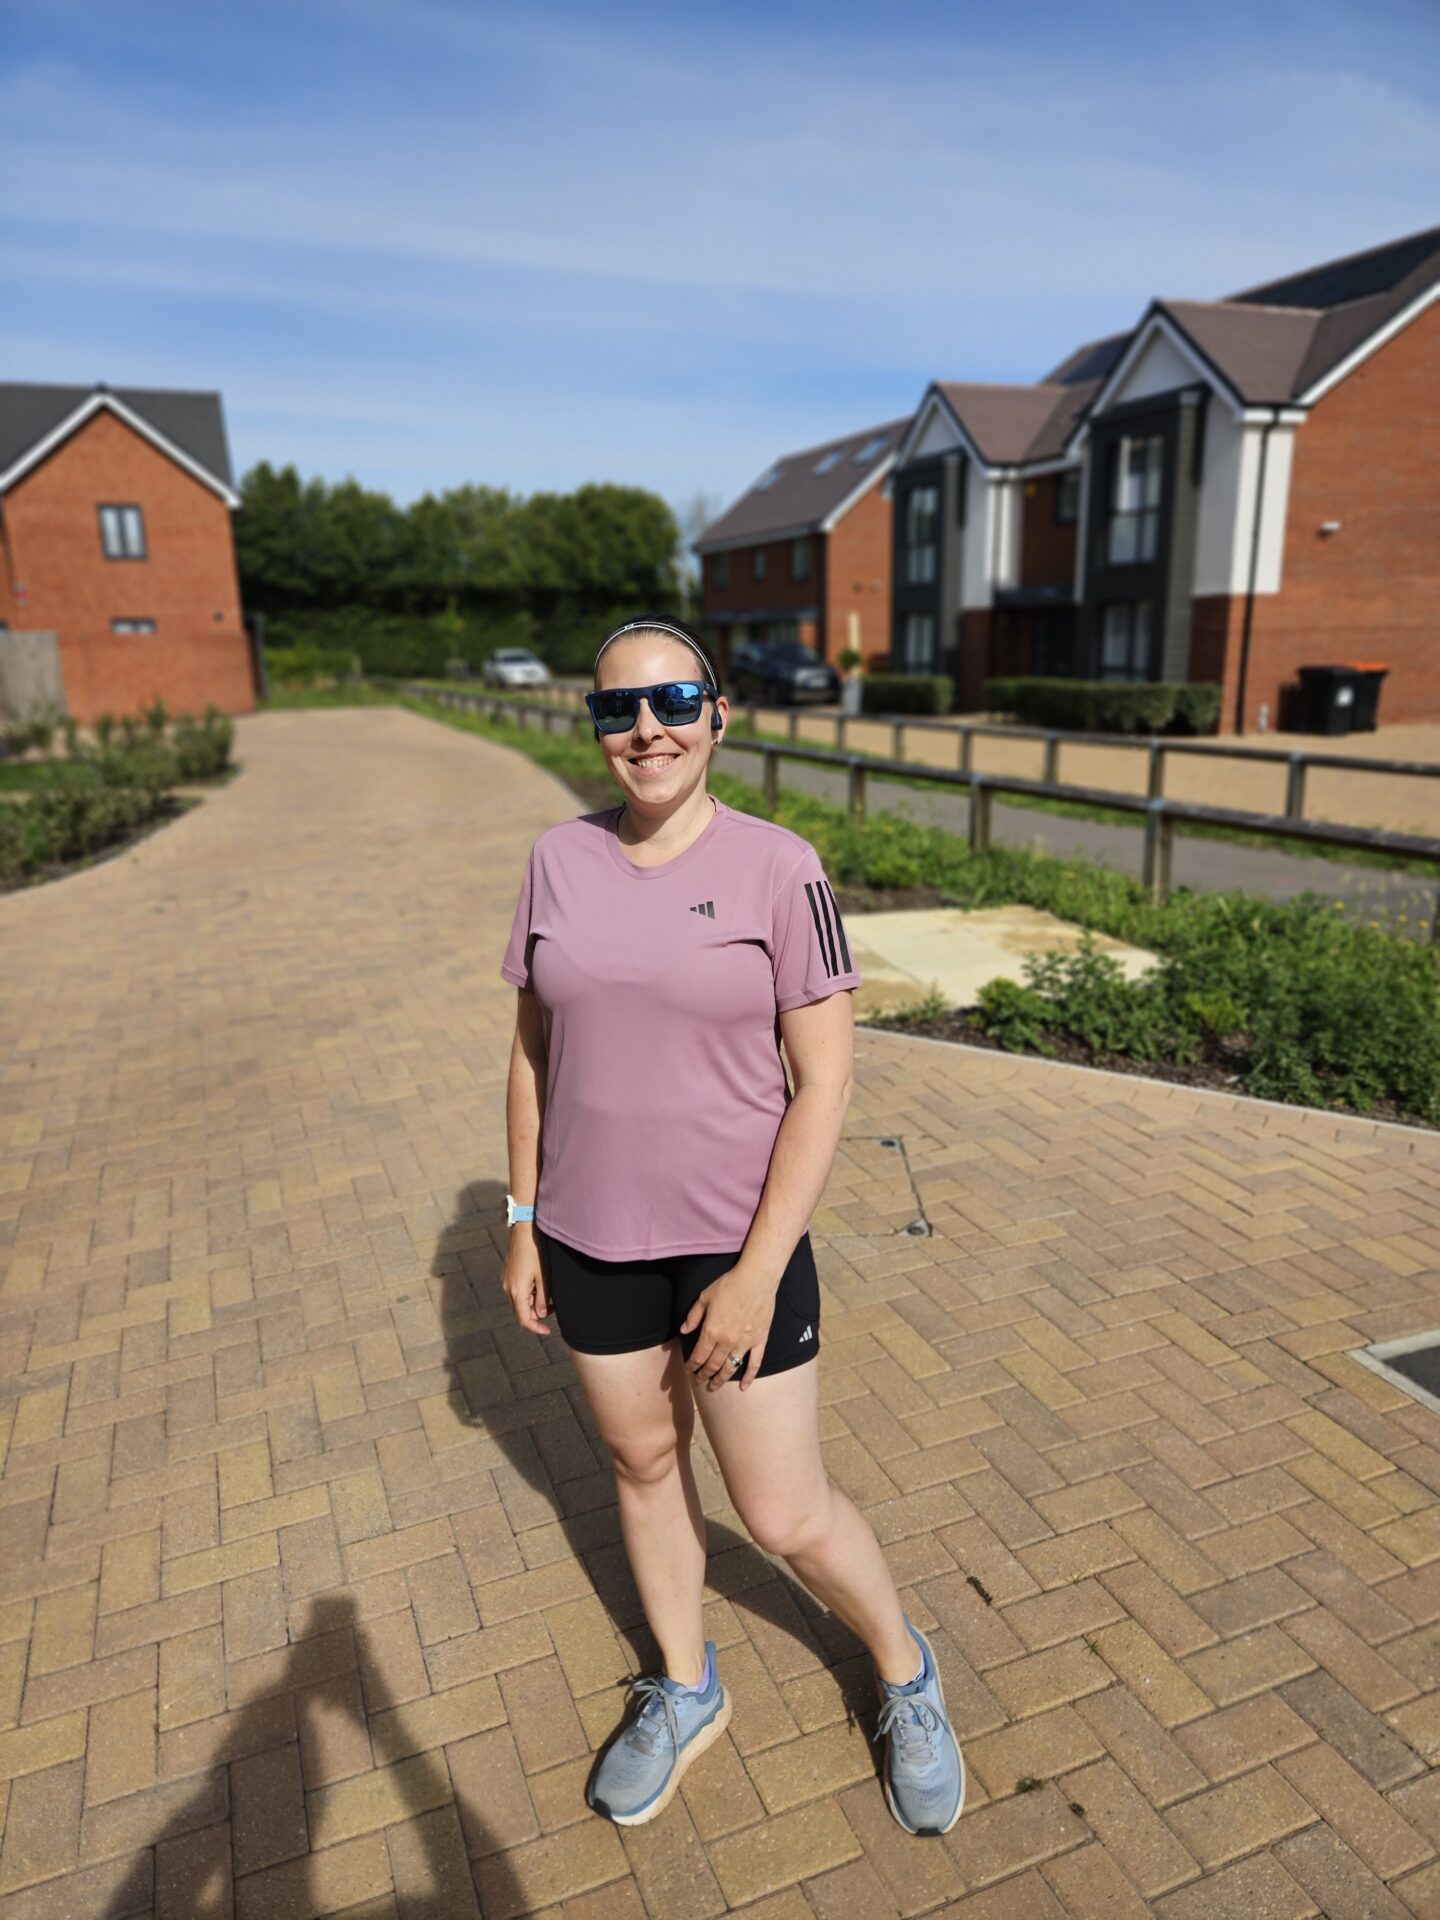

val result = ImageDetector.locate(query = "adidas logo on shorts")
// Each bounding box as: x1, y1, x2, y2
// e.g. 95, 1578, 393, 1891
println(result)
798, 1324, 813, 1342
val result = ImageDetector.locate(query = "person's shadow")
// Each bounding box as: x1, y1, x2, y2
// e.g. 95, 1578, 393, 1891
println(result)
101, 1185, 878, 1920
431, 1180, 880, 1767
102, 1591, 523, 1919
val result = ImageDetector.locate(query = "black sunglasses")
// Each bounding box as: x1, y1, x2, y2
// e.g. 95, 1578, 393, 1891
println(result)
585, 680, 718, 734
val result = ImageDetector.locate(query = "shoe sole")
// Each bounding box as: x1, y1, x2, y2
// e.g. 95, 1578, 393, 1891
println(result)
591, 1690, 733, 1827
882, 1631, 966, 1838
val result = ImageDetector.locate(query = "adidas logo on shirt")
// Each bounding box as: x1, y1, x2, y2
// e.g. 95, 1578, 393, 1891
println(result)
689, 900, 715, 919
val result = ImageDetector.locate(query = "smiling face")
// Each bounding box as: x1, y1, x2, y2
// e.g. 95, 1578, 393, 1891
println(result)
595, 632, 728, 810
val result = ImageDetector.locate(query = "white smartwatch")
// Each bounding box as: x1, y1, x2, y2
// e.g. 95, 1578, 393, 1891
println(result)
505, 1192, 536, 1228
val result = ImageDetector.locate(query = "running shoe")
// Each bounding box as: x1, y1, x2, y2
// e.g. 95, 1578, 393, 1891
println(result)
874, 1619, 965, 1837
587, 1641, 730, 1825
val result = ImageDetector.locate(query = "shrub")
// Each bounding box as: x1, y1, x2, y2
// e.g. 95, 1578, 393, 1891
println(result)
862, 674, 953, 716
984, 677, 1221, 736
265, 642, 362, 687
0, 702, 233, 888
973, 977, 1057, 1056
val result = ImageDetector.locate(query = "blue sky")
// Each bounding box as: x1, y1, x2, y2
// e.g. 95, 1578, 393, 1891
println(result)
3, 0, 1437, 527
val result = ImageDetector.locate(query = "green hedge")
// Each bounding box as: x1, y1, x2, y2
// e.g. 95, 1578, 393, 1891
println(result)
0, 707, 234, 889
861, 673, 953, 716
264, 643, 363, 687
985, 677, 1223, 735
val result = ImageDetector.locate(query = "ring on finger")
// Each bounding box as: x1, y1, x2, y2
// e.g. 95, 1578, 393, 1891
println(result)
726, 1352, 743, 1369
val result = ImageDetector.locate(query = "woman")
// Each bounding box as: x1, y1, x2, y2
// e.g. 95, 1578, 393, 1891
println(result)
498, 615, 963, 1838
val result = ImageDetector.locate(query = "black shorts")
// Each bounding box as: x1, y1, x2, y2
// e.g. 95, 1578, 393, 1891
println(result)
534, 1226, 821, 1378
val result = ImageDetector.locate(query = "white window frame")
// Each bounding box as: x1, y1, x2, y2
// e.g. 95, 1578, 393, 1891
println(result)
99, 503, 147, 559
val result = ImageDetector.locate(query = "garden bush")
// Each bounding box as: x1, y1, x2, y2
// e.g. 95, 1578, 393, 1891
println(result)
0, 706, 235, 888
861, 673, 953, 716
984, 677, 1221, 735
265, 642, 362, 687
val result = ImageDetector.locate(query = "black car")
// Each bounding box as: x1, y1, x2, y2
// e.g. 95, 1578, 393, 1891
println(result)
728, 639, 841, 707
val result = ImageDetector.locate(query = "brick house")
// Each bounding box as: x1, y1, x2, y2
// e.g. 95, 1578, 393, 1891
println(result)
889, 227, 1440, 727
0, 383, 256, 725
694, 420, 906, 677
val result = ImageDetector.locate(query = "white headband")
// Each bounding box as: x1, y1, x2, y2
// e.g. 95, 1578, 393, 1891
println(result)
593, 619, 719, 692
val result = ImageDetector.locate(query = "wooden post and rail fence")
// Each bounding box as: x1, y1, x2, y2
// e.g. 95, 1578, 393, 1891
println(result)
369, 677, 1440, 939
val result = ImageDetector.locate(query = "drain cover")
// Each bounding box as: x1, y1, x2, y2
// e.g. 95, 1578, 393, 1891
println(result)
1351, 1334, 1440, 1418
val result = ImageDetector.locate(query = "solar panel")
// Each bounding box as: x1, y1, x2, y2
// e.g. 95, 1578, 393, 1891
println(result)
1235, 228, 1440, 310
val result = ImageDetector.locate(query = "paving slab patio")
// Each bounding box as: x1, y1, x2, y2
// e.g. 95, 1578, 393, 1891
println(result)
0, 703, 1437, 1919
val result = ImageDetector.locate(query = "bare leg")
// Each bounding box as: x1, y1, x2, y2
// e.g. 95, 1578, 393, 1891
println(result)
568, 1341, 708, 1686
691, 1359, 918, 1684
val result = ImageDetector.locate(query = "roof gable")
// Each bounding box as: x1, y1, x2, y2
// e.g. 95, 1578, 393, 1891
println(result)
933, 383, 1072, 465
1160, 299, 1321, 405
0, 383, 239, 503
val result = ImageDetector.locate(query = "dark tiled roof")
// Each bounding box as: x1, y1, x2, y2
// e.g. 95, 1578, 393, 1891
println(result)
934, 383, 1071, 464
0, 383, 235, 491
923, 376, 1104, 466
1224, 225, 1440, 398
1159, 299, 1322, 404
696, 419, 908, 549
1024, 378, 1105, 460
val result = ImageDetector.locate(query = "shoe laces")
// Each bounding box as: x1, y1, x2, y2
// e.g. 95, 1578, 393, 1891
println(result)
621, 1675, 681, 1758
875, 1689, 942, 1766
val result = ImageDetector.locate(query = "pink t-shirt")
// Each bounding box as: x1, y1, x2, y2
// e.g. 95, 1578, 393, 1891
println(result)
500, 795, 861, 1260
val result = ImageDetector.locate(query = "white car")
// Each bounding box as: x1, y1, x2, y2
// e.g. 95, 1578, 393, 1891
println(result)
482, 648, 551, 689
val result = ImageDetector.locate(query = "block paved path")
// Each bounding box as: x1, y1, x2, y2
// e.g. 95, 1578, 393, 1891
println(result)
1, 703, 1438, 1920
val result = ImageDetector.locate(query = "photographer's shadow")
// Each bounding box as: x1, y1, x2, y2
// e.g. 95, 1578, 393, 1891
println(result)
102, 1591, 521, 1919
431, 1181, 876, 1747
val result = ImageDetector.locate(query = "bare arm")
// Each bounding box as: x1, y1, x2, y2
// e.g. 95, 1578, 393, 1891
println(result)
502, 986, 552, 1335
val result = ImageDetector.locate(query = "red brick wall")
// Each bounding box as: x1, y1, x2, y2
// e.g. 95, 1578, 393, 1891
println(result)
0, 407, 254, 725
1194, 301, 1440, 731
823, 479, 892, 668
1019, 475, 1077, 588
700, 479, 893, 671
702, 537, 820, 620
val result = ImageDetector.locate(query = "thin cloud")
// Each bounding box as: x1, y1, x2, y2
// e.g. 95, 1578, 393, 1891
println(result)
1, 0, 1436, 506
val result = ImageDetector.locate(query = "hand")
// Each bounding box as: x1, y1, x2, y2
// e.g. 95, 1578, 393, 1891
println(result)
680, 1266, 777, 1391
502, 1234, 552, 1337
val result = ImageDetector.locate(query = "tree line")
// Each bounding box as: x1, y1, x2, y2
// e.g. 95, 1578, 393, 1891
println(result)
234, 463, 690, 677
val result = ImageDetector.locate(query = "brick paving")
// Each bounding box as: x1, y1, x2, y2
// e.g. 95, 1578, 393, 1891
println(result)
1, 702, 1438, 1919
